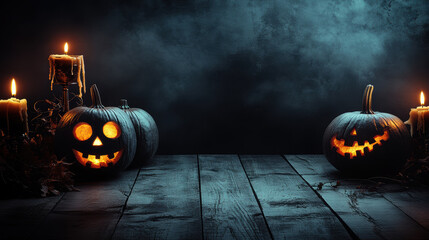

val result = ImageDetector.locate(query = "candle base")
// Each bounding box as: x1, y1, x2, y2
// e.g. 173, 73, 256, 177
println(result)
410, 136, 429, 159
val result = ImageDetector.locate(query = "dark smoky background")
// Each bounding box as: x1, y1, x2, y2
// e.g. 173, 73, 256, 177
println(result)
0, 0, 428, 154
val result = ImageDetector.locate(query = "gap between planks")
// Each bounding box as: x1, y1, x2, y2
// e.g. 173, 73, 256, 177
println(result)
240, 155, 352, 239
112, 155, 202, 240
110, 167, 142, 239
198, 155, 272, 239
33, 168, 141, 240
280, 155, 359, 240
237, 154, 275, 240
286, 155, 429, 240
197, 155, 205, 240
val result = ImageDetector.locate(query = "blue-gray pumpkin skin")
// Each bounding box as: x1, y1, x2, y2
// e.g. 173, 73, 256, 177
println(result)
120, 99, 158, 167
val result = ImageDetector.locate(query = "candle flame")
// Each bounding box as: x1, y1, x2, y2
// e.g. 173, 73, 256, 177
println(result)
421, 91, 425, 106
64, 42, 69, 54
11, 78, 16, 97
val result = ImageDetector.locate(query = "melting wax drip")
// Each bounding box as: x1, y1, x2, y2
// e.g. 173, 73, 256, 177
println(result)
48, 55, 86, 97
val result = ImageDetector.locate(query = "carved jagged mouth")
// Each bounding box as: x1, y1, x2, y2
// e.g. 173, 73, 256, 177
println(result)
330, 130, 389, 159
72, 149, 123, 169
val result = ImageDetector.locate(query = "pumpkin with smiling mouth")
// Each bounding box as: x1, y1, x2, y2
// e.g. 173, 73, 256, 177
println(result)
55, 84, 136, 175
323, 84, 411, 175
71, 121, 125, 168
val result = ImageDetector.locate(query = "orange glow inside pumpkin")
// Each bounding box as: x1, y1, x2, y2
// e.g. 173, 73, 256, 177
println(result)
73, 122, 92, 141
103, 121, 121, 139
72, 121, 123, 169
331, 129, 389, 159
73, 149, 123, 169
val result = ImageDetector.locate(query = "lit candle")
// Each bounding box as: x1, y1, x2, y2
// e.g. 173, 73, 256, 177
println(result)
48, 42, 86, 97
405, 91, 429, 137
0, 79, 28, 136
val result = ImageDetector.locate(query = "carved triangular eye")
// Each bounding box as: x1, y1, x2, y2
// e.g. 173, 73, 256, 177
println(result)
351, 129, 357, 136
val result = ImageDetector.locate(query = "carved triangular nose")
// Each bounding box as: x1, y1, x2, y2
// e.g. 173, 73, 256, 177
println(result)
93, 136, 103, 146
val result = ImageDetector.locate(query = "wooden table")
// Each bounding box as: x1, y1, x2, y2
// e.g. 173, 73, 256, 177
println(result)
1, 155, 428, 240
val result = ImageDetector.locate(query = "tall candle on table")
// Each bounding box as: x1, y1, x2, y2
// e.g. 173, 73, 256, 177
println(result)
405, 91, 429, 137
0, 79, 28, 136
48, 42, 86, 112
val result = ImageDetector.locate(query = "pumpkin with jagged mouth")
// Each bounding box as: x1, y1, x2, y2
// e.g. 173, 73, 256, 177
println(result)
330, 128, 389, 159
323, 84, 411, 175
72, 121, 124, 168
55, 84, 136, 174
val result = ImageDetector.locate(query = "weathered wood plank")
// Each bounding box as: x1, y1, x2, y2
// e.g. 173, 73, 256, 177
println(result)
240, 155, 352, 239
112, 155, 202, 240
199, 155, 272, 240
0, 195, 62, 239
286, 155, 429, 240
284, 155, 338, 177
34, 168, 140, 240
382, 188, 429, 230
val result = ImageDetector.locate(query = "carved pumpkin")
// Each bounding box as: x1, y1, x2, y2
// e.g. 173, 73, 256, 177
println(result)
55, 85, 137, 174
119, 99, 159, 167
323, 84, 411, 175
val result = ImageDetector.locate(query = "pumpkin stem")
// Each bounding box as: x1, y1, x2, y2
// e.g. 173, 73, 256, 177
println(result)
119, 99, 130, 109
90, 84, 104, 108
362, 84, 374, 114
